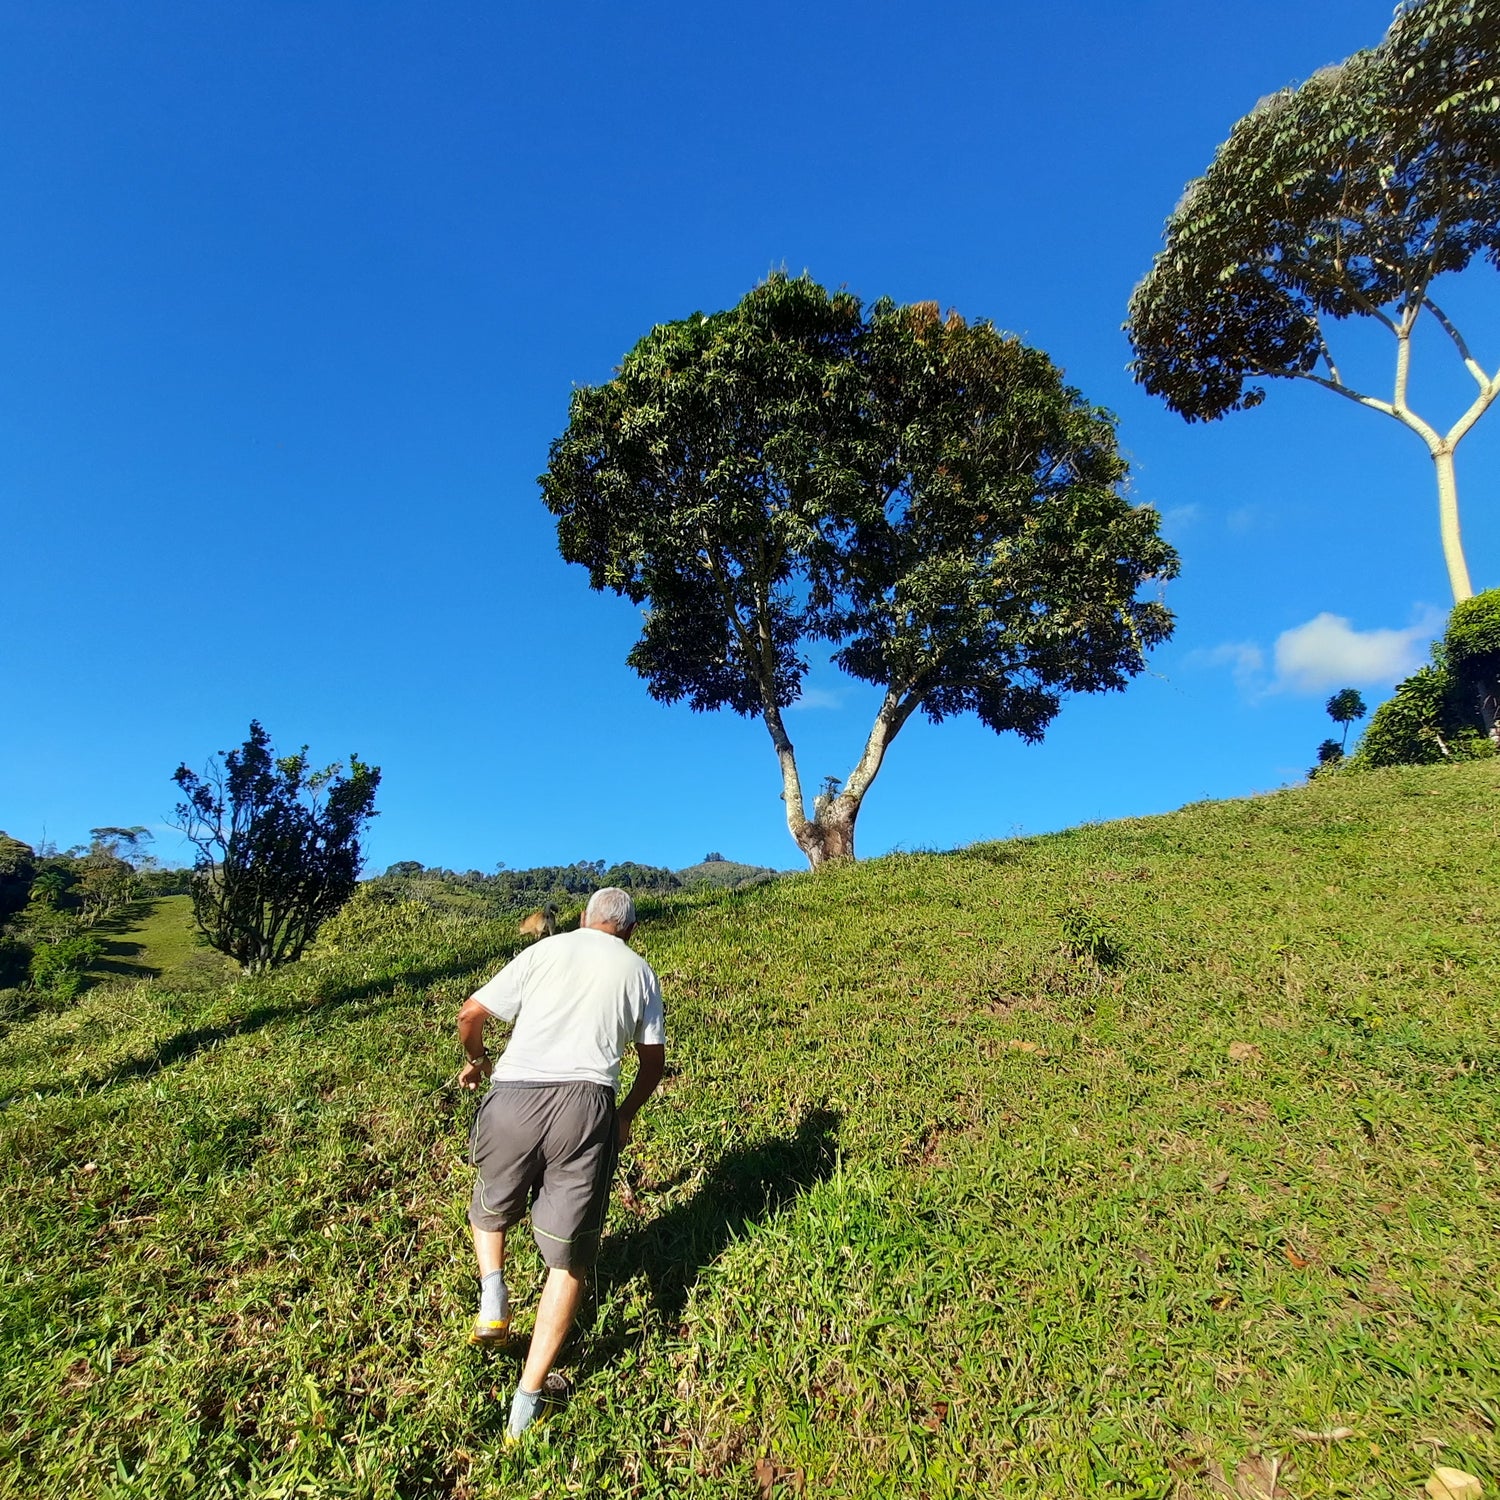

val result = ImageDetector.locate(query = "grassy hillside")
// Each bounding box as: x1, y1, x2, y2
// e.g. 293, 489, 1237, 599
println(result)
82, 896, 233, 986
1, 762, 1496, 1499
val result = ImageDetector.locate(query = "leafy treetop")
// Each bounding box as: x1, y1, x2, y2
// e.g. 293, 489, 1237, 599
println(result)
1127, 0, 1500, 600
543, 274, 1177, 867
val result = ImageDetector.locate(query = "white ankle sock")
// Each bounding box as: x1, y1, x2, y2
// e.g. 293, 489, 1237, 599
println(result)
507, 1383, 542, 1439
478, 1270, 508, 1326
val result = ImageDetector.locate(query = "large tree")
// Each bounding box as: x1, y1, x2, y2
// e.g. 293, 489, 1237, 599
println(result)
1126, 0, 1499, 601
542, 274, 1177, 868
0, 833, 36, 925
172, 722, 381, 973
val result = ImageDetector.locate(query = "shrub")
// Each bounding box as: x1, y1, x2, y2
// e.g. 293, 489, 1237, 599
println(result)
0, 935, 32, 991
1446, 588, 1500, 671
1445, 587, 1500, 742
1353, 660, 1494, 768
0, 833, 37, 923
1060, 905, 1124, 969
28, 934, 102, 1000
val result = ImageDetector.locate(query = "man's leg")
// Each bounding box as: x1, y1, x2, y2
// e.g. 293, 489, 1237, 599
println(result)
470, 1225, 511, 1342
507, 1265, 586, 1441
469, 1085, 537, 1346
472, 1224, 506, 1277
505, 1083, 611, 1442
521, 1265, 585, 1390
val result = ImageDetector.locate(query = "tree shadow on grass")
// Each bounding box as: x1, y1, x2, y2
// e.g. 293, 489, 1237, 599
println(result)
88, 939, 157, 982
82, 901, 163, 982
0, 952, 492, 1107
576, 1106, 842, 1374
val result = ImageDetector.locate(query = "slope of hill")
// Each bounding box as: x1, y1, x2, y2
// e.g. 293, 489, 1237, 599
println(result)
82, 895, 232, 986
1, 762, 1496, 1498
674, 856, 782, 889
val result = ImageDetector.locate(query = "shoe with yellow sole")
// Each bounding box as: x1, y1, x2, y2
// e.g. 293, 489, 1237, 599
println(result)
468, 1314, 512, 1347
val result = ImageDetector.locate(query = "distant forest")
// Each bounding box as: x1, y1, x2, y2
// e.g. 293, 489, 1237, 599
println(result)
366, 853, 780, 916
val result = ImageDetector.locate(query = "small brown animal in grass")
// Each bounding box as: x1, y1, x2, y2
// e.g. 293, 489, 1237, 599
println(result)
518, 902, 558, 940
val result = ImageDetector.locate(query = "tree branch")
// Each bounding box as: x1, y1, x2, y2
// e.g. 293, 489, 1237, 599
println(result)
841, 682, 925, 808
1309, 314, 1345, 386
1267, 366, 1396, 417
1445, 370, 1500, 451
1341, 282, 1401, 336
1423, 297, 1495, 390
1394, 321, 1414, 417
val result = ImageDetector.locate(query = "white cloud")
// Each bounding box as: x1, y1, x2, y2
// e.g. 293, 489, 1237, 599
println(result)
1161, 503, 1200, 530
788, 686, 843, 712
1271, 610, 1440, 694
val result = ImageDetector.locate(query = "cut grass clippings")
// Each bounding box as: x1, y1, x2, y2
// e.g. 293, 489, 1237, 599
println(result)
1, 761, 1496, 1497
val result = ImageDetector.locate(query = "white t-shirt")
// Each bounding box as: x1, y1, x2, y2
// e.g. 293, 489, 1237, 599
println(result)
472, 927, 666, 1089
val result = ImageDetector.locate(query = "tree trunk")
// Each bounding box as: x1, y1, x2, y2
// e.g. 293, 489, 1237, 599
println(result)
766, 686, 922, 870
793, 794, 860, 870
1431, 446, 1474, 602
1477, 675, 1500, 749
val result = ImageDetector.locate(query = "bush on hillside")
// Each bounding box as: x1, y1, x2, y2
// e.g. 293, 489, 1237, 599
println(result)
1308, 737, 1344, 779
0, 934, 31, 992
1350, 595, 1500, 770
1445, 586, 1500, 744
173, 721, 382, 975
28, 933, 102, 1000
1352, 658, 1491, 768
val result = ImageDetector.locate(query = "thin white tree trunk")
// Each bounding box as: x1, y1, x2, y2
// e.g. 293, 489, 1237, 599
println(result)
1430, 446, 1474, 602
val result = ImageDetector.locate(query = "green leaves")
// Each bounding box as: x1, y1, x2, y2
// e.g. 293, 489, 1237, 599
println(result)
543, 276, 1175, 729
1126, 0, 1500, 421
172, 722, 382, 973
541, 274, 1177, 862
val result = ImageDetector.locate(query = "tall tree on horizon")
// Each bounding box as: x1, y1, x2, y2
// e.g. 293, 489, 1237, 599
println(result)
1126, 0, 1500, 601
542, 274, 1177, 870
1326, 687, 1369, 750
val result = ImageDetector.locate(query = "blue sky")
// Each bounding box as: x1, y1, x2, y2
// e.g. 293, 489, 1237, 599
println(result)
3, 0, 1496, 874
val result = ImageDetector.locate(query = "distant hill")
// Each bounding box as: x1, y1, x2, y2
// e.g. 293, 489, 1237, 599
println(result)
368, 856, 786, 910
674, 856, 782, 889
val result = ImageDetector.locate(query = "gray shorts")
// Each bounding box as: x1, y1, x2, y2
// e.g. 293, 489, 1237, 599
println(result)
468, 1079, 617, 1270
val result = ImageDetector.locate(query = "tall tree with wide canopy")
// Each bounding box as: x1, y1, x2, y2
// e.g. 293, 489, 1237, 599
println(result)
542, 275, 1177, 868
1126, 0, 1499, 601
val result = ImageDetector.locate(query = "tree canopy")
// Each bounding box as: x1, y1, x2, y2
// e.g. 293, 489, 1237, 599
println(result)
1326, 687, 1369, 751
543, 274, 1177, 867
172, 722, 381, 973
0, 834, 36, 926
1446, 585, 1500, 738
1126, 0, 1500, 600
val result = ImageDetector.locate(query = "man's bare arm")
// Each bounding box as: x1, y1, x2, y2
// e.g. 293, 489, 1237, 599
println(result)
457, 996, 494, 1090
617, 1042, 665, 1147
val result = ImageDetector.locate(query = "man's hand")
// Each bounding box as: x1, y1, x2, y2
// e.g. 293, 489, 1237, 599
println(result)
617, 1109, 635, 1150
459, 1056, 492, 1091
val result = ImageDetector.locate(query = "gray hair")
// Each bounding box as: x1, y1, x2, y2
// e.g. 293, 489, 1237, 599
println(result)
584, 887, 636, 930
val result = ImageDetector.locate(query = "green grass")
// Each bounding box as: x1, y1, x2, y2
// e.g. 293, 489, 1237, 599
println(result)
1, 762, 1497, 1498
82, 896, 232, 987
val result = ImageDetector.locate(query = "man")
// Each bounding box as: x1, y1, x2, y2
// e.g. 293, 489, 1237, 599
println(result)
456, 886, 666, 1444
